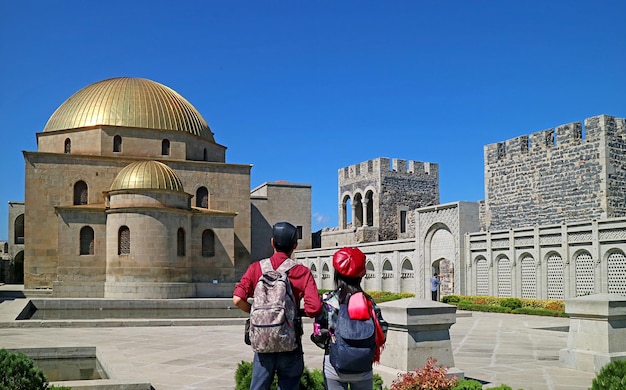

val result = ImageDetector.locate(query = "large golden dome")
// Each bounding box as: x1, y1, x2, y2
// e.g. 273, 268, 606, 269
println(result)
44, 77, 214, 141
110, 160, 184, 192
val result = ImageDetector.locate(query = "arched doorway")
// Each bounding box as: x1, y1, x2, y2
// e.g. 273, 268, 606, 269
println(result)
429, 228, 455, 297
11, 251, 24, 284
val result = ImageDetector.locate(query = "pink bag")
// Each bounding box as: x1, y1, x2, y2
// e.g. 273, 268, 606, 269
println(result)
348, 292, 370, 320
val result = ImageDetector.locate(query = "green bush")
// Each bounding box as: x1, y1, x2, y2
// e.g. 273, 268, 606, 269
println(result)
591, 359, 626, 390
441, 295, 461, 304
452, 378, 483, 389
457, 302, 512, 313
511, 307, 567, 317
235, 360, 384, 389
0, 349, 71, 390
488, 385, 513, 390
499, 298, 522, 310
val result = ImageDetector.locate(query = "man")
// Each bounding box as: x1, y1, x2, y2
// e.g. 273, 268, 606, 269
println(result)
233, 222, 322, 390
431, 272, 441, 301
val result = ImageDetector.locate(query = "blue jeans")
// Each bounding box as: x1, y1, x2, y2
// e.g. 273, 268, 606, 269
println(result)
251, 349, 304, 390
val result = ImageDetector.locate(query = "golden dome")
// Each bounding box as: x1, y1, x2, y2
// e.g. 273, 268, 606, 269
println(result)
44, 77, 214, 141
110, 161, 184, 192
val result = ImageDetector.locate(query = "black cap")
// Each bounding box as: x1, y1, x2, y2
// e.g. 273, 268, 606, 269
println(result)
272, 222, 298, 248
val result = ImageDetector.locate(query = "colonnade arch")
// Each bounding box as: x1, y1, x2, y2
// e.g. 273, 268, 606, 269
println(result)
340, 188, 376, 229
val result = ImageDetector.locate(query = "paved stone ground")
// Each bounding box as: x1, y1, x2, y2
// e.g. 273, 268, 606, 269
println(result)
0, 291, 596, 390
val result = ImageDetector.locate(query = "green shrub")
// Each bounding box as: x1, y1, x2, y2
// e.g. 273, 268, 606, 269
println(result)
457, 302, 511, 313
234, 360, 385, 389
488, 385, 513, 390
591, 359, 626, 390
0, 348, 72, 390
499, 298, 522, 310
511, 307, 567, 317
452, 378, 483, 389
441, 295, 460, 304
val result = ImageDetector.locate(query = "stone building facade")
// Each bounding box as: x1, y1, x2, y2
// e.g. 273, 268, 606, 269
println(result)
250, 181, 312, 260
2, 77, 311, 297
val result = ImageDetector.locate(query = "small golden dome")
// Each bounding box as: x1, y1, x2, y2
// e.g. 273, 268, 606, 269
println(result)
44, 77, 214, 141
111, 161, 184, 192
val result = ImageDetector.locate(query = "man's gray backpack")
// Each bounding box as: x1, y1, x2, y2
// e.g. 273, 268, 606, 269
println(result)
248, 258, 298, 353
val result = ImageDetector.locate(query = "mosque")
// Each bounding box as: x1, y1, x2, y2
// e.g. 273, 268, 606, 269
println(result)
2, 76, 626, 301
0, 77, 311, 298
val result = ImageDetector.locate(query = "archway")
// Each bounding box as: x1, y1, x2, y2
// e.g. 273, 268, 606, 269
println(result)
11, 251, 24, 284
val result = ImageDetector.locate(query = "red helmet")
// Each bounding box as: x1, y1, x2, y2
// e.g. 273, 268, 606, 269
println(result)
332, 247, 366, 278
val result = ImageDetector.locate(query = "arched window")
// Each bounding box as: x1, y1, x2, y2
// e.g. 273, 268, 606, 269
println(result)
203, 148, 208, 161
196, 187, 209, 208
14, 214, 24, 245
118, 226, 130, 255
64, 138, 71, 154
177, 228, 185, 256
202, 229, 215, 257
79, 226, 94, 255
3, 242, 7, 253
73, 181, 88, 205
162, 139, 170, 155
113, 135, 122, 152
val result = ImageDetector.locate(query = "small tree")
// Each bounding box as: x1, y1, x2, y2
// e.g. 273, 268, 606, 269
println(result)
591, 359, 626, 390
0, 349, 48, 390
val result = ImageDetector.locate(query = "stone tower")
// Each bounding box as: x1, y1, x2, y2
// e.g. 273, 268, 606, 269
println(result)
336, 157, 439, 242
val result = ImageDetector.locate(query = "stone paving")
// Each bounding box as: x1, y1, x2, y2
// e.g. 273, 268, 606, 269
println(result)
0, 292, 596, 390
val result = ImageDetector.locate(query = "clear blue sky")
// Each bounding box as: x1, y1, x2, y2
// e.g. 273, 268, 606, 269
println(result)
0, 1, 624, 240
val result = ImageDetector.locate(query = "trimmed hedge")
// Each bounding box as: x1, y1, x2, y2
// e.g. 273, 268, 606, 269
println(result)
442, 295, 566, 317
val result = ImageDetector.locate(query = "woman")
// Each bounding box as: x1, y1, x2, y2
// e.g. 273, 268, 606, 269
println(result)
311, 247, 387, 390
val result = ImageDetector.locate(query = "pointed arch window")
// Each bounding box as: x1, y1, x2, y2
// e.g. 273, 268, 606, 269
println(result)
202, 229, 215, 257
113, 135, 122, 152
162, 139, 170, 155
80, 226, 94, 255
74, 181, 88, 205
196, 187, 209, 208
118, 226, 130, 255
64, 138, 71, 154
177, 228, 186, 256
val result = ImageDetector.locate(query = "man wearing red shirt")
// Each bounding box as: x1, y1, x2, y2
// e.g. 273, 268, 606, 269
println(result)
233, 222, 322, 390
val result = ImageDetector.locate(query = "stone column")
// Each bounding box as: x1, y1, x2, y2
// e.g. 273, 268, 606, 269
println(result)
378, 298, 464, 378
363, 198, 370, 226
560, 293, 626, 373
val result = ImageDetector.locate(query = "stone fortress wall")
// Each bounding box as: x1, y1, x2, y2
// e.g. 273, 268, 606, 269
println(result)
483, 114, 626, 231
298, 114, 626, 301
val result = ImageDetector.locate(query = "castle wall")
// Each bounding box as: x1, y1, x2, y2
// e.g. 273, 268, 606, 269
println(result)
483, 115, 626, 230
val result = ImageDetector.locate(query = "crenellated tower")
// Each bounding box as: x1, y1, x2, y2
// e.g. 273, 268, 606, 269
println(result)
483, 114, 626, 230
337, 157, 439, 241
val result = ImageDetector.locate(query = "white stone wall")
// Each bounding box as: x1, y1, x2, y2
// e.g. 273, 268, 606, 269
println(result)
465, 218, 626, 299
